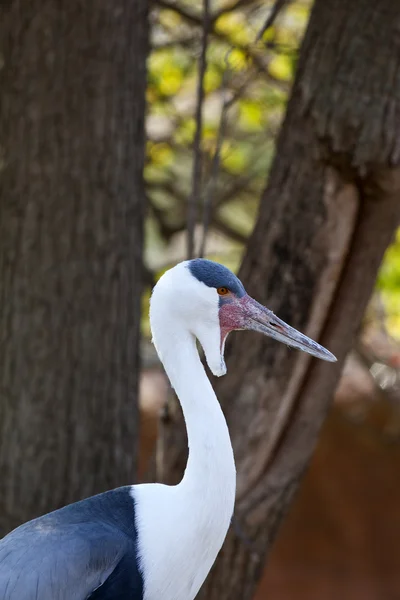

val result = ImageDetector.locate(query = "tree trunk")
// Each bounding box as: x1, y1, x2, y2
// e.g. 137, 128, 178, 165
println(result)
156, 0, 400, 598
0, 0, 148, 535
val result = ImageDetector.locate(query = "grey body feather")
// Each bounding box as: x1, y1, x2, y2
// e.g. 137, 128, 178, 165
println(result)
0, 487, 143, 600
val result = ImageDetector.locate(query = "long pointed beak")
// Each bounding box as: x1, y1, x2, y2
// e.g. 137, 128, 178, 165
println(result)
241, 296, 336, 362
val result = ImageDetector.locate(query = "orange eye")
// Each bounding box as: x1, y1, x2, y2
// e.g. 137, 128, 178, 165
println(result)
217, 287, 229, 296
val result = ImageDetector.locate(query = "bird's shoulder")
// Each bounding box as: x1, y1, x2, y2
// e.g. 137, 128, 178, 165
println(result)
0, 486, 143, 600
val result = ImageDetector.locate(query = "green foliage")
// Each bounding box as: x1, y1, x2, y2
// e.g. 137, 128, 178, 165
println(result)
144, 0, 400, 341
376, 230, 400, 338
146, 0, 311, 264
141, 0, 312, 335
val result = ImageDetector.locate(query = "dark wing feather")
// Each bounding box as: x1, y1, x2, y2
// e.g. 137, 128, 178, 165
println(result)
88, 551, 143, 600
0, 520, 128, 600
0, 487, 143, 600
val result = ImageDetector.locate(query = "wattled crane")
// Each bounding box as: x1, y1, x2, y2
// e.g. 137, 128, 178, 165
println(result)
0, 259, 336, 599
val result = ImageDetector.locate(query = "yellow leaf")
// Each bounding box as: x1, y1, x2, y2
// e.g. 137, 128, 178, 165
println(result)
215, 13, 251, 44
239, 100, 263, 131
158, 9, 182, 29
261, 27, 275, 43
149, 51, 168, 73
269, 54, 292, 81
215, 13, 244, 34
221, 142, 248, 173
147, 142, 173, 167
175, 119, 196, 144
159, 65, 183, 95
226, 48, 247, 72
204, 68, 222, 93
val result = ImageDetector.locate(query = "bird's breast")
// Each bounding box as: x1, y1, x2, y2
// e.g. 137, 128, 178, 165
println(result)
132, 480, 234, 600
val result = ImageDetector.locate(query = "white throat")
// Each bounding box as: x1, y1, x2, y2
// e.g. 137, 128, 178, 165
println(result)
162, 324, 236, 498
135, 280, 236, 600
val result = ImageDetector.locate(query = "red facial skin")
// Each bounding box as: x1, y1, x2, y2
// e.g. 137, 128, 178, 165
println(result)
218, 293, 287, 350
218, 294, 249, 349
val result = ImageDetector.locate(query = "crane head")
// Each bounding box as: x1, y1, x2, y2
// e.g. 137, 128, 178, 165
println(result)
150, 259, 336, 377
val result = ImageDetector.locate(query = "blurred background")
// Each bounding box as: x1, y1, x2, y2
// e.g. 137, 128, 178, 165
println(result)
1, 0, 400, 598
142, 2, 400, 596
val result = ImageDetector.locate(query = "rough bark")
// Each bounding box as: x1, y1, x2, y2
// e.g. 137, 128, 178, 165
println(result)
156, 0, 400, 598
0, 1, 148, 535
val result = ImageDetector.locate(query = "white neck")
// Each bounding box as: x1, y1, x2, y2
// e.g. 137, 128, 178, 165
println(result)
161, 327, 236, 497
136, 308, 236, 600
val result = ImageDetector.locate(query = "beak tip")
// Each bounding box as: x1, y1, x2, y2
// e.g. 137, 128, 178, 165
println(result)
323, 350, 337, 363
